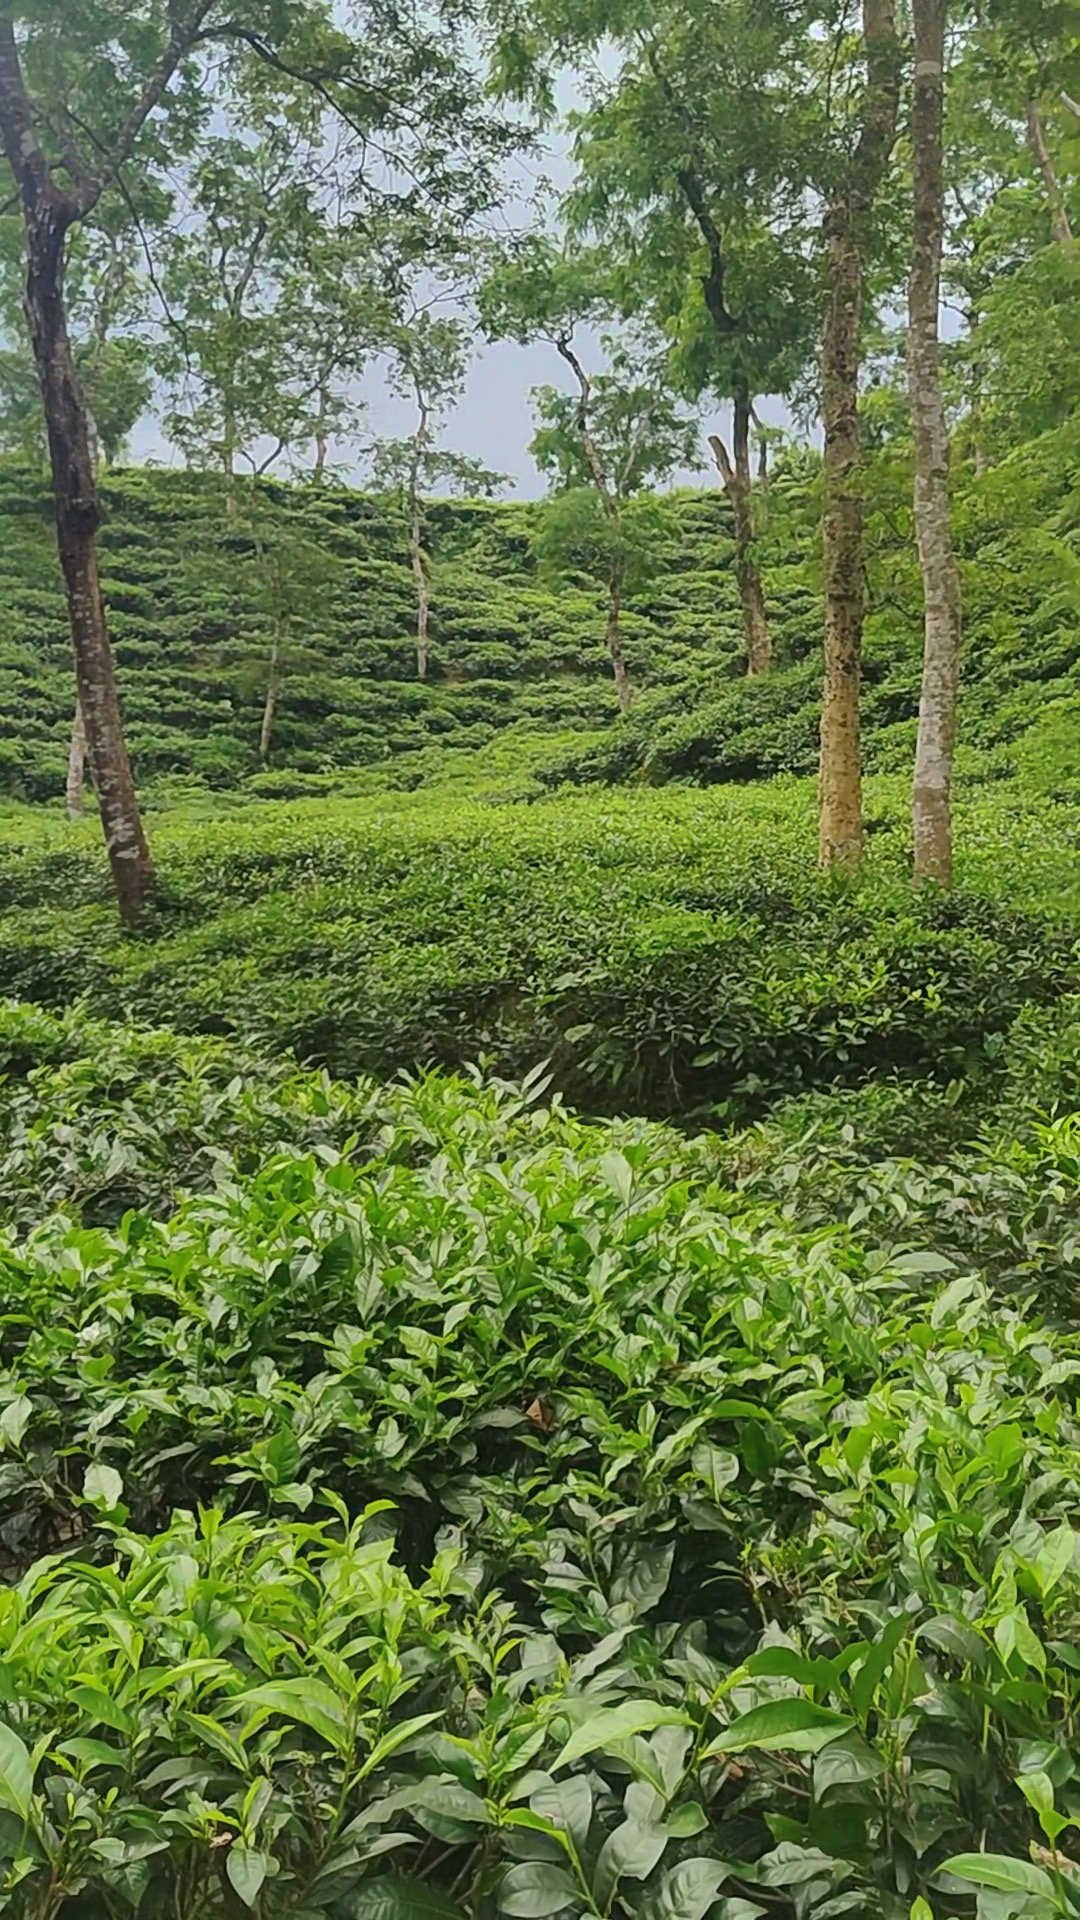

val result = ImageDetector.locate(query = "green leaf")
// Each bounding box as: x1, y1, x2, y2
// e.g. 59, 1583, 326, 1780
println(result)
1017, 1771, 1055, 1819
636, 1858, 731, 1920
361, 1713, 444, 1775
72, 1685, 133, 1735
82, 1462, 124, 1511
849, 1615, 908, 1721
234, 1678, 347, 1750
341, 1877, 468, 1920
552, 1702, 690, 1772
226, 1846, 269, 1908
692, 1443, 740, 1502
599, 1151, 634, 1206
941, 1854, 1058, 1897
0, 1723, 33, 1823
709, 1701, 853, 1757
410, 1780, 491, 1826
0, 1397, 31, 1449
529, 1778, 593, 1852
813, 1734, 886, 1794
1035, 1524, 1076, 1599
498, 1861, 582, 1916
594, 1817, 669, 1907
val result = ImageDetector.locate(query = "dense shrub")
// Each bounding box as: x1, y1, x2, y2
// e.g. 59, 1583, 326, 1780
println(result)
0, 780, 1076, 1120
0, 1007, 1079, 1913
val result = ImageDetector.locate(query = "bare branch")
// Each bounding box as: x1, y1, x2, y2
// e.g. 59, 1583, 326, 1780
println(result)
556, 331, 618, 516
708, 431, 735, 488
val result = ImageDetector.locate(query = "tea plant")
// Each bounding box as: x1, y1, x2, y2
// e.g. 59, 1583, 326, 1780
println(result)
0, 1008, 1077, 1911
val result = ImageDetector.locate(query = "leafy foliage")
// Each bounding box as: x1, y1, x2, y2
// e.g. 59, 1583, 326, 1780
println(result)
0, 999, 1078, 1911
0, 775, 1075, 1120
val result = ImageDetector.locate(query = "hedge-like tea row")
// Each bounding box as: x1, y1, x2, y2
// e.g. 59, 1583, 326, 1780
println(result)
0, 1004, 1078, 1914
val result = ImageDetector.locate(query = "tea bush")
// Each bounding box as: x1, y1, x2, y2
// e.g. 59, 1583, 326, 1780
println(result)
0, 1006, 1079, 1913
0, 778, 1076, 1122
2, 443, 1077, 804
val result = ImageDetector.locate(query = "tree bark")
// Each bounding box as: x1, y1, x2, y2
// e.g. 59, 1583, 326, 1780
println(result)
606, 566, 632, 714
314, 381, 330, 481
410, 492, 431, 680
1026, 98, 1075, 247
259, 614, 288, 764
818, 0, 902, 873
709, 387, 771, 675
909, 0, 963, 888
0, 14, 155, 924
25, 219, 155, 920
66, 702, 87, 819
556, 333, 636, 712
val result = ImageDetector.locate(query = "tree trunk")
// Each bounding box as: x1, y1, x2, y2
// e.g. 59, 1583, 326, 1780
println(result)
314, 380, 330, 480
26, 210, 155, 922
410, 495, 431, 680
556, 333, 635, 711
607, 567, 632, 715
1026, 98, 1075, 247
818, 0, 902, 873
65, 702, 87, 819
259, 614, 288, 765
909, 0, 963, 888
709, 387, 771, 675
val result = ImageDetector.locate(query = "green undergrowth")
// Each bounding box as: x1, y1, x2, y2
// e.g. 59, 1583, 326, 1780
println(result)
0, 1003, 1078, 1914
1, 776, 1078, 1125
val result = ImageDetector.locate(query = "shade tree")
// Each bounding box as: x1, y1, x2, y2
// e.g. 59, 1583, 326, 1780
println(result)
483, 237, 699, 711
0, 0, 517, 923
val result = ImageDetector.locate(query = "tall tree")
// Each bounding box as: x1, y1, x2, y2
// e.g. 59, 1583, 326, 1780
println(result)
910, 0, 963, 887
157, 124, 379, 500
559, 1, 820, 677
0, 0, 514, 922
483, 240, 697, 711
817, 0, 902, 873
372, 307, 503, 680
529, 352, 699, 713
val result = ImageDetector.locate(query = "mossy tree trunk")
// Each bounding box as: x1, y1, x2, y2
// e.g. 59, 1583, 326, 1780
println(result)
0, 5, 205, 922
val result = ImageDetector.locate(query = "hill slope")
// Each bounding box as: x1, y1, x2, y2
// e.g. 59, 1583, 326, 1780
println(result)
2, 427, 1078, 803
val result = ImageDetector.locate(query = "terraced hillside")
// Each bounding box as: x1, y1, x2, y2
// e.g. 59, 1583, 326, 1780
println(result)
2, 427, 1078, 805
0, 463, 779, 799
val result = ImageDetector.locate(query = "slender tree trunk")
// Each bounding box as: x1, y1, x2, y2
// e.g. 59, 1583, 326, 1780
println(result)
65, 702, 87, 819
25, 210, 154, 921
222, 397, 238, 518
818, 0, 901, 873
259, 614, 288, 765
909, 0, 963, 888
1026, 99, 1075, 246
410, 494, 431, 680
556, 333, 635, 711
709, 387, 771, 675
313, 380, 330, 481
606, 566, 632, 714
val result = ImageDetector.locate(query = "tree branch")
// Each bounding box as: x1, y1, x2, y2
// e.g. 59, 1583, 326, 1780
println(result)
86, 0, 219, 213
555, 331, 616, 515
708, 431, 735, 488
675, 165, 739, 336
0, 12, 70, 217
